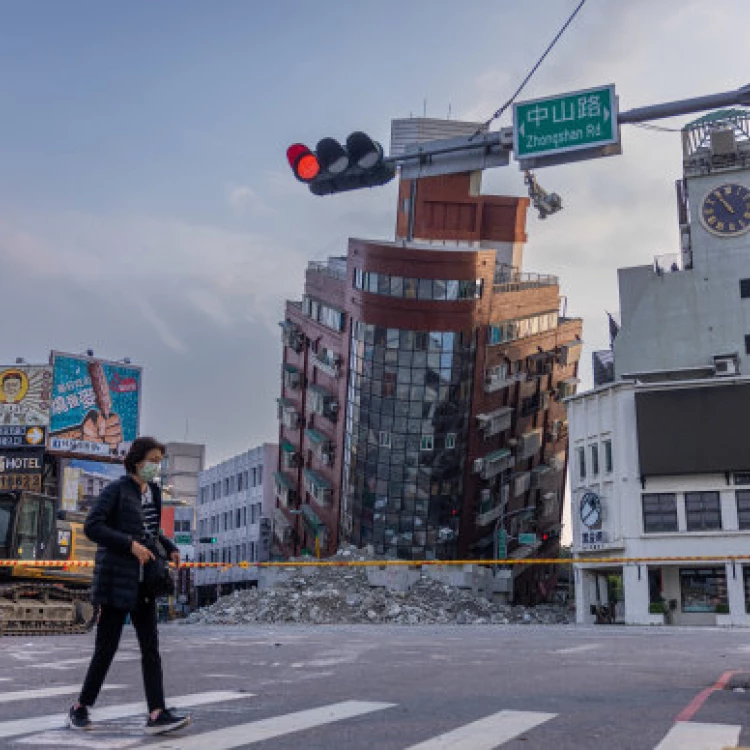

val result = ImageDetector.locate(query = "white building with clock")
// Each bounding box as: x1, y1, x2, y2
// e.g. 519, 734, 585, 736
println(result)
568, 109, 750, 626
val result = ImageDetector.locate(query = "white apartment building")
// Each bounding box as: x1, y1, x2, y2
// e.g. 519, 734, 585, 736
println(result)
569, 109, 750, 625
195, 443, 277, 602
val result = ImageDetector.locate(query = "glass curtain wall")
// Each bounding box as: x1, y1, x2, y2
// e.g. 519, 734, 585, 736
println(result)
342, 321, 475, 559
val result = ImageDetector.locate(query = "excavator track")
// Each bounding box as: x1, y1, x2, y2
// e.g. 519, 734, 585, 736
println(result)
0, 583, 96, 636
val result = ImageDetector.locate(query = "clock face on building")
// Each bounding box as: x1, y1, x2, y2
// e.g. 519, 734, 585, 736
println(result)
580, 492, 602, 528
700, 184, 750, 237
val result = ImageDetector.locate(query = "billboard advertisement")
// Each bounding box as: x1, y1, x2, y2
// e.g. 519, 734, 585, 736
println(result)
49, 353, 141, 459
0, 366, 52, 440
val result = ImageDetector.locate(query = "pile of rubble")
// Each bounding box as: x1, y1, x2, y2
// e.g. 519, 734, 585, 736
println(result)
183, 546, 572, 627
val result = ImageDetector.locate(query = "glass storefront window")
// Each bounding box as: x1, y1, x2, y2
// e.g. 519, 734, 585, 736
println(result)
680, 567, 727, 612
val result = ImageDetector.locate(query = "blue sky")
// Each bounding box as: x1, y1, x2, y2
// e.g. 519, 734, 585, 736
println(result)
1, 0, 749, 467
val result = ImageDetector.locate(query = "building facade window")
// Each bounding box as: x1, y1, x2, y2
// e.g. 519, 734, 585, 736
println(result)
342, 324, 474, 559
685, 491, 722, 531
303, 295, 346, 332
487, 311, 558, 346
577, 447, 586, 480
445, 433, 456, 449
642, 493, 678, 533
378, 431, 391, 448
590, 445, 599, 477
603, 440, 613, 473
680, 567, 727, 613
354, 270, 482, 301
741, 279, 750, 299
420, 435, 434, 451
737, 491, 750, 530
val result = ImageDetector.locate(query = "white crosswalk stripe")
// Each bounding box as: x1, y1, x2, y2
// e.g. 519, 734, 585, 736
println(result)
135, 700, 395, 749
654, 721, 741, 749
4, 689, 748, 750
405, 709, 557, 750
0, 690, 253, 741
0, 684, 124, 705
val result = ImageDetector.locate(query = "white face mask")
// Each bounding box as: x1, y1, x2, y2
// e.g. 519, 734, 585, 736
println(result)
138, 462, 160, 483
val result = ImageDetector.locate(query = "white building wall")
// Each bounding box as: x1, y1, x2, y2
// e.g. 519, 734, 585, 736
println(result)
195, 443, 277, 589
568, 380, 750, 626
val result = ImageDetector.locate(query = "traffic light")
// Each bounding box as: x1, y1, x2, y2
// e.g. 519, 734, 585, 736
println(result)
199, 537, 217, 544
540, 529, 560, 544
286, 132, 396, 196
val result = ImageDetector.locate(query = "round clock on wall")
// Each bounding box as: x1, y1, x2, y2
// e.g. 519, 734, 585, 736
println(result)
580, 492, 602, 528
700, 183, 750, 237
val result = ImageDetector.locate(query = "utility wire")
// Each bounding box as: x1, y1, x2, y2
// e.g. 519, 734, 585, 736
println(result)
472, 0, 588, 137
631, 122, 681, 133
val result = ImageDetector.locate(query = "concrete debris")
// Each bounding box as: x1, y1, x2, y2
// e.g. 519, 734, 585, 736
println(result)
184, 546, 572, 627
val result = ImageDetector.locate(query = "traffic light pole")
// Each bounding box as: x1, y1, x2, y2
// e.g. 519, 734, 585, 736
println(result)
384, 82, 750, 171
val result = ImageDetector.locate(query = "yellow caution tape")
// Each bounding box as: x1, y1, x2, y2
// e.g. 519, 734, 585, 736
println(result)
3, 555, 750, 570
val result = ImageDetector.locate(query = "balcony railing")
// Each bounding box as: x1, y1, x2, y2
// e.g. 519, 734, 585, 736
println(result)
654, 251, 693, 274
312, 354, 340, 378
308, 260, 347, 281
493, 267, 558, 293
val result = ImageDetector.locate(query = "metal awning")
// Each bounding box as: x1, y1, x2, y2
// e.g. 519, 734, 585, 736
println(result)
485, 448, 512, 463
304, 428, 328, 445
283, 363, 299, 373
308, 384, 331, 398
532, 464, 551, 476
274, 471, 293, 489
301, 504, 323, 532
277, 397, 294, 408
560, 376, 581, 386
281, 440, 296, 453
303, 468, 331, 489
478, 406, 513, 421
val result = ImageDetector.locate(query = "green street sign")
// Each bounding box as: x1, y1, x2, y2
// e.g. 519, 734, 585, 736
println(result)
518, 533, 537, 546
497, 530, 507, 559
174, 533, 193, 545
513, 84, 618, 161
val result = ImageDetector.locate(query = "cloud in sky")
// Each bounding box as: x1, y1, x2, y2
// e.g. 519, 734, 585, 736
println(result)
1, 0, 749, 464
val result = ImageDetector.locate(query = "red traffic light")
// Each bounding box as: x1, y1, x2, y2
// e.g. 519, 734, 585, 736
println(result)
287, 143, 320, 182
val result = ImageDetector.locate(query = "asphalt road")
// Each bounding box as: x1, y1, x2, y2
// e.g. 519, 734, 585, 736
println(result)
1, 622, 750, 749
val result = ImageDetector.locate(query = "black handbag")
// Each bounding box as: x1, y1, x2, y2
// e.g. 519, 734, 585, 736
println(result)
141, 534, 175, 598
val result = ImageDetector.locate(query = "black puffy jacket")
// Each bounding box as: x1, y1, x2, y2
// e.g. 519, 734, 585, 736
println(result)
84, 475, 177, 611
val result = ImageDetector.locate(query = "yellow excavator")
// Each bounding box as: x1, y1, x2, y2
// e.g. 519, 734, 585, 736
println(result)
0, 490, 96, 635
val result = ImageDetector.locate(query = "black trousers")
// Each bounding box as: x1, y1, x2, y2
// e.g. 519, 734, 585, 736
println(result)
79, 590, 165, 713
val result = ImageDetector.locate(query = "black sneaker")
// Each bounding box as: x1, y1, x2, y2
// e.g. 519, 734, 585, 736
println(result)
145, 708, 190, 736
67, 704, 92, 730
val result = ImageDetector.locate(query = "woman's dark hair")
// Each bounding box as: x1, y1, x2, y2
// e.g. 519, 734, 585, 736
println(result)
124, 437, 166, 475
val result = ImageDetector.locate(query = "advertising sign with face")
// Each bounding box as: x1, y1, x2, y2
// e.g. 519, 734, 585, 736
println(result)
0, 365, 52, 429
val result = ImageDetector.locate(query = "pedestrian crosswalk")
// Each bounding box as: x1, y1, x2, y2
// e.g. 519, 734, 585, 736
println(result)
0, 685, 747, 749
654, 721, 741, 749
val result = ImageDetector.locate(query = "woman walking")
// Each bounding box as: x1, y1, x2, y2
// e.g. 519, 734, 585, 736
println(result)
68, 436, 190, 736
